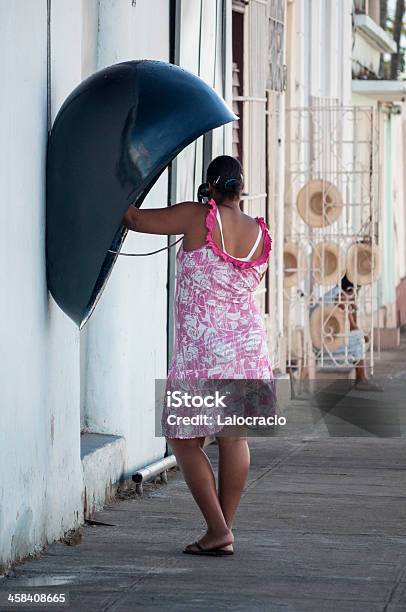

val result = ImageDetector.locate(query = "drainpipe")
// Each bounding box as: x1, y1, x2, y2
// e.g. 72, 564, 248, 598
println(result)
132, 454, 177, 494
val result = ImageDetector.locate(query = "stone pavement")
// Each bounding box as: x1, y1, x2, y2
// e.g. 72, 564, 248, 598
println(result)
1, 337, 406, 611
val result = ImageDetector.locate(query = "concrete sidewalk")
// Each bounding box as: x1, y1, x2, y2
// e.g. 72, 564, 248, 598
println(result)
2, 339, 406, 611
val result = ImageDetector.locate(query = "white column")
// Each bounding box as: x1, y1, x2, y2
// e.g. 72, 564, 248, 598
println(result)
0, 0, 83, 568
81, 0, 170, 472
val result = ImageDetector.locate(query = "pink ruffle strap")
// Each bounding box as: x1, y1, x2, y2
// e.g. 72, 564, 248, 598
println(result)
205, 198, 272, 269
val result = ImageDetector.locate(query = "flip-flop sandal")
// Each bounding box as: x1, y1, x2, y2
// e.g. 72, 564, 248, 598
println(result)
183, 541, 234, 556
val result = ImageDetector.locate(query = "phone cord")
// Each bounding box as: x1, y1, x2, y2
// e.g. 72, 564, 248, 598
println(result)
108, 236, 183, 257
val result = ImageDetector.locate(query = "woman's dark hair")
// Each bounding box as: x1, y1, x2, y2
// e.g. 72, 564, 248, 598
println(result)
206, 155, 243, 197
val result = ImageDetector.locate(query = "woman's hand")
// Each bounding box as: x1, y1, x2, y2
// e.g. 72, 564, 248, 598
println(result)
122, 201, 197, 236
336, 289, 359, 330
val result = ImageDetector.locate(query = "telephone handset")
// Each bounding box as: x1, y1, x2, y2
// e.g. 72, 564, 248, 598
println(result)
197, 182, 211, 203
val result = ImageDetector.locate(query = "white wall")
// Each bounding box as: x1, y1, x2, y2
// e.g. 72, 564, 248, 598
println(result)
394, 106, 406, 283
352, 32, 381, 78
0, 0, 83, 570
351, 98, 406, 323
80, 0, 170, 473
175, 0, 231, 202
294, 0, 353, 106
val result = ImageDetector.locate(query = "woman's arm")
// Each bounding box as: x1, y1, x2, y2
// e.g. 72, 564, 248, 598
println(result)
122, 202, 197, 236
337, 289, 359, 330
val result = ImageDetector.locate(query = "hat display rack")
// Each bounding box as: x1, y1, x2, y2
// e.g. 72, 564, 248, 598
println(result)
283, 100, 381, 372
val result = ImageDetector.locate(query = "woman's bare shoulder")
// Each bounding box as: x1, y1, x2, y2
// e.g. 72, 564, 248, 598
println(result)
240, 210, 263, 227
175, 201, 208, 213
180, 201, 211, 219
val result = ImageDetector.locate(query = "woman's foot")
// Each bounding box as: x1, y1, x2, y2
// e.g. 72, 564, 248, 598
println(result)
184, 528, 234, 553
183, 541, 234, 554
354, 379, 384, 392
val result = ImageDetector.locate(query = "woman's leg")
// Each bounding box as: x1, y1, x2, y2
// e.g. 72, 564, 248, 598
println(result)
168, 436, 233, 549
355, 358, 368, 381
348, 330, 368, 380
217, 436, 250, 529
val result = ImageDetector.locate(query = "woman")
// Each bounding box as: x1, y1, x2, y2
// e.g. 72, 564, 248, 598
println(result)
122, 155, 276, 556
322, 275, 383, 391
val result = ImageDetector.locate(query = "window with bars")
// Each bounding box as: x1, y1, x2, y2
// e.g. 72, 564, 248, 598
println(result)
232, 62, 242, 159
267, 0, 287, 93
232, 6, 244, 163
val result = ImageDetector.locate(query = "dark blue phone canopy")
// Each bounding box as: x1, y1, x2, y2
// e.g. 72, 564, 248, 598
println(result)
46, 60, 237, 328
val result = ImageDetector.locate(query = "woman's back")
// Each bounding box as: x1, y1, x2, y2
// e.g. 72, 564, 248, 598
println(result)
182, 200, 267, 260
178, 198, 272, 301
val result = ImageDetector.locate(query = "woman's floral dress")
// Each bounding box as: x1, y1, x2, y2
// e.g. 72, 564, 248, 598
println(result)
161, 198, 277, 439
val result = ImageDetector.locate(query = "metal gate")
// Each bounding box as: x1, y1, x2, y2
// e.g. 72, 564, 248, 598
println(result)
284, 102, 381, 374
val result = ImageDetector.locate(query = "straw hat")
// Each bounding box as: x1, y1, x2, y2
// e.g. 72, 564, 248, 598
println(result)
310, 304, 347, 353
283, 242, 304, 288
312, 241, 345, 286
296, 179, 343, 228
346, 242, 381, 286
